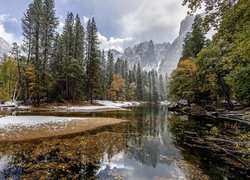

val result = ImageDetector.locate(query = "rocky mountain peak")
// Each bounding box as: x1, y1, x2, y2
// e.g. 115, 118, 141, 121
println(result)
179, 16, 195, 36
117, 15, 195, 75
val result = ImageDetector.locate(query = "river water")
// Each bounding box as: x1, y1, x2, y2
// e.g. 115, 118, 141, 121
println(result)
0, 104, 248, 179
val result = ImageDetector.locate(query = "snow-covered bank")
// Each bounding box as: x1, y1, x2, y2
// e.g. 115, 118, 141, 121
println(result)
0, 100, 141, 115
0, 116, 127, 141
46, 101, 140, 112
159, 101, 171, 106
0, 116, 74, 129
95, 100, 140, 108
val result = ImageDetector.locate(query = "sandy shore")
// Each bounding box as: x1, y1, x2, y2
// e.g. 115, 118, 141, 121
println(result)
0, 117, 128, 142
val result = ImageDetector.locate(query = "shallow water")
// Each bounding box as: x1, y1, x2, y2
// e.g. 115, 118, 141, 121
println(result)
0, 104, 249, 179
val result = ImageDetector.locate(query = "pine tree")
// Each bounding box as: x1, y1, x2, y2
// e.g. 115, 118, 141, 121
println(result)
136, 63, 143, 101
159, 75, 166, 101
73, 14, 84, 60
148, 71, 153, 102
61, 12, 75, 99
21, 0, 58, 104
106, 50, 114, 89
152, 70, 159, 102
180, 15, 206, 60
85, 18, 101, 103
72, 13, 85, 100
50, 33, 64, 98
99, 50, 107, 99
41, 0, 58, 97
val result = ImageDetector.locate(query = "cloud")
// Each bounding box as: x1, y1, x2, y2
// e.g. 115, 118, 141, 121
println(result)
98, 32, 132, 52
119, 0, 189, 44
0, 14, 18, 23
83, 16, 89, 25
0, 14, 22, 45
57, 21, 65, 34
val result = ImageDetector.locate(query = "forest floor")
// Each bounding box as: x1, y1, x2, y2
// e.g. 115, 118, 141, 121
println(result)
0, 116, 128, 141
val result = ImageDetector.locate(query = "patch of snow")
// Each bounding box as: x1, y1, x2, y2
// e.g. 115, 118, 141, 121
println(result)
17, 105, 30, 110
96, 100, 140, 108
0, 101, 17, 107
0, 116, 80, 129
160, 101, 171, 106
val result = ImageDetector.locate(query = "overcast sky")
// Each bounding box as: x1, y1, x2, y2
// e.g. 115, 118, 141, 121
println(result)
0, 0, 189, 52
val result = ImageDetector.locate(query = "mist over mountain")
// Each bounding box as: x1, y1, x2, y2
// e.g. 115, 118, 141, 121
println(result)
1, 15, 195, 76
0, 37, 11, 57
110, 15, 195, 76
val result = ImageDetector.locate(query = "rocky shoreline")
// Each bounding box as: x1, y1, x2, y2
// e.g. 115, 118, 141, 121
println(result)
167, 102, 250, 124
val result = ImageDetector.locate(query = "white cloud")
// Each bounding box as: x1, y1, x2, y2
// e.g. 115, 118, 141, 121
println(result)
97, 32, 132, 52
57, 21, 65, 34
0, 14, 18, 23
57, 0, 68, 5
119, 0, 189, 44
83, 16, 89, 25
0, 14, 22, 45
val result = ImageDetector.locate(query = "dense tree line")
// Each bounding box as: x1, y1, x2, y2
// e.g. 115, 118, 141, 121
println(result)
0, 0, 167, 104
170, 0, 250, 108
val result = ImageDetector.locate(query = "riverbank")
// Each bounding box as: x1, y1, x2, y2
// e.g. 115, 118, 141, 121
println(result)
168, 102, 250, 124
168, 103, 250, 177
0, 100, 141, 116
0, 116, 128, 141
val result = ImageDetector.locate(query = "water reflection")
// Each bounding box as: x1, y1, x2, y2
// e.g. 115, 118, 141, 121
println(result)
1, 104, 247, 179
0, 105, 187, 179
168, 112, 250, 179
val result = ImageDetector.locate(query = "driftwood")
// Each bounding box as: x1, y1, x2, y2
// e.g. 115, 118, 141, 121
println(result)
183, 141, 249, 167
180, 132, 250, 169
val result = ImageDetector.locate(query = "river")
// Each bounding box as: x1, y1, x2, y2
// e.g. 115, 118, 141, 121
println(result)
0, 104, 249, 179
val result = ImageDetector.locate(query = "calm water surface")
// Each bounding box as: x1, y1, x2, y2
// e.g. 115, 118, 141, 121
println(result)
0, 105, 248, 179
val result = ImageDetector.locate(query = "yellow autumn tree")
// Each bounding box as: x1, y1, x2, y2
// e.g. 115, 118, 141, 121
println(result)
25, 66, 37, 101
108, 74, 126, 101
0, 57, 17, 101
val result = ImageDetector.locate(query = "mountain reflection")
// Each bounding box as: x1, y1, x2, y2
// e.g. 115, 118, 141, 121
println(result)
0, 105, 184, 179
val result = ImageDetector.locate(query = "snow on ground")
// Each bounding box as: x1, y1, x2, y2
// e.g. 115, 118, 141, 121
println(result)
1, 100, 140, 112
0, 116, 78, 129
160, 101, 171, 106
95, 100, 140, 108
50, 101, 140, 111
0, 101, 17, 107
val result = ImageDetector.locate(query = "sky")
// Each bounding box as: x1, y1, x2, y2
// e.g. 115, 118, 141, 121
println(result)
0, 0, 190, 52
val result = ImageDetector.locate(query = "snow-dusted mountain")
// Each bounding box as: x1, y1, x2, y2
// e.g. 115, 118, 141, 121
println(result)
111, 15, 195, 75
0, 37, 11, 57
122, 40, 171, 72
159, 15, 195, 75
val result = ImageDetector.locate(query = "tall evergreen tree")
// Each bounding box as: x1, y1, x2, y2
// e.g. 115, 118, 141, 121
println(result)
99, 50, 107, 99
136, 63, 143, 101
61, 12, 75, 99
159, 75, 166, 101
152, 70, 159, 102
22, 0, 58, 104
180, 15, 206, 60
85, 18, 100, 103
41, 0, 58, 97
106, 50, 114, 89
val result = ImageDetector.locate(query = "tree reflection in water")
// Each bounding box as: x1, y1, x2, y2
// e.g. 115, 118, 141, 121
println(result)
3, 105, 243, 179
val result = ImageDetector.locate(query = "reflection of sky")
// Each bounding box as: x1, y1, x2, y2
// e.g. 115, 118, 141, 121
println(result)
0, 156, 11, 172
97, 151, 186, 179
95, 106, 186, 179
